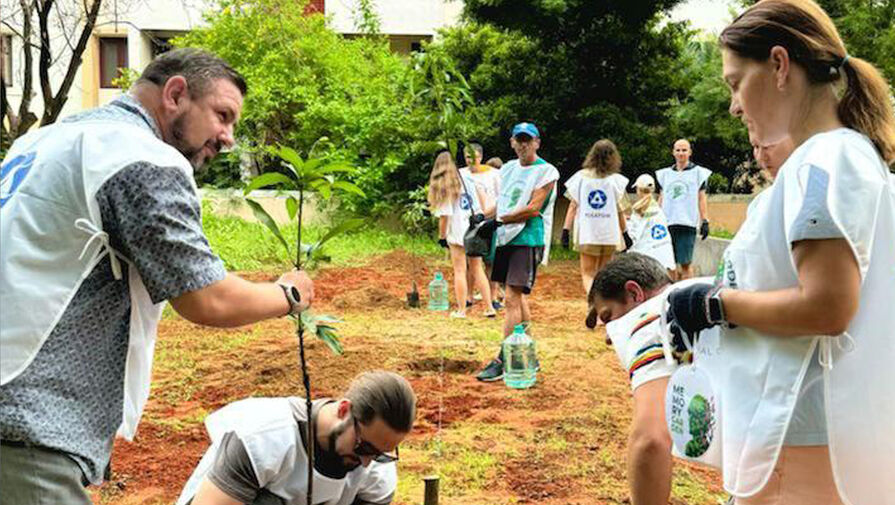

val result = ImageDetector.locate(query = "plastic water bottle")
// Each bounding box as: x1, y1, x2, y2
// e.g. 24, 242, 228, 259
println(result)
503, 324, 537, 389
427, 272, 449, 311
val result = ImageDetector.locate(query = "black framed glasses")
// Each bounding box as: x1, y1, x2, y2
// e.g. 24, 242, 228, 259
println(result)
353, 419, 399, 463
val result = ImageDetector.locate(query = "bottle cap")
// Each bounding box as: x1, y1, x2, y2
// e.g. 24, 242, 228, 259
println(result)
434, 271, 443, 280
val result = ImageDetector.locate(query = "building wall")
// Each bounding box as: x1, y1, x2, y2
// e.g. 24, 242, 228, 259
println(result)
3, 0, 460, 127
327, 0, 462, 36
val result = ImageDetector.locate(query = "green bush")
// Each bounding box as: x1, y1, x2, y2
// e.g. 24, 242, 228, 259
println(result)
177, 0, 428, 211
706, 173, 730, 194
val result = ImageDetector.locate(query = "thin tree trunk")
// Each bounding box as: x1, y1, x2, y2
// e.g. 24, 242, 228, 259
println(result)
40, 0, 102, 126
9, 0, 38, 138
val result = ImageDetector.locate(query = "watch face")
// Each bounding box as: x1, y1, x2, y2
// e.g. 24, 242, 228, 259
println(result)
708, 297, 723, 323
289, 285, 301, 302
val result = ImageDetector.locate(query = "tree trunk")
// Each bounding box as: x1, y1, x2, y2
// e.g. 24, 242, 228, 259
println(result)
39, 0, 103, 127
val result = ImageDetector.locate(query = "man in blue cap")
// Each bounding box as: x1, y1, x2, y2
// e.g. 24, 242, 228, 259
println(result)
476, 122, 559, 382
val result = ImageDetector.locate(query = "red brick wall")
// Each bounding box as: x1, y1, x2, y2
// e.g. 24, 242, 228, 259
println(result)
304, 0, 324, 15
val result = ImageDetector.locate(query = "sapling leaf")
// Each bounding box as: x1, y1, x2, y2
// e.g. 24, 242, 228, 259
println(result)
245, 199, 290, 257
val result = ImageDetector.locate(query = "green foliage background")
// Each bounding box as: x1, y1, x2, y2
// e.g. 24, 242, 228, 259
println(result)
174, 0, 894, 221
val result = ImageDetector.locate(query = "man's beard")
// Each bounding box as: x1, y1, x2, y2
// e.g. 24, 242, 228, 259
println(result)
313, 418, 361, 479
170, 113, 220, 171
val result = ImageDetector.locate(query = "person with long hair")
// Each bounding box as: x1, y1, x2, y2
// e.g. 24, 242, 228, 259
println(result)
427, 151, 496, 319
667, 1, 895, 503
562, 139, 632, 295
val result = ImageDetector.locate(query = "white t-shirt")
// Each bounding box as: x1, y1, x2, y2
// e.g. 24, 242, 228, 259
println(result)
461, 166, 500, 210
564, 171, 628, 246
434, 173, 481, 246
655, 164, 711, 227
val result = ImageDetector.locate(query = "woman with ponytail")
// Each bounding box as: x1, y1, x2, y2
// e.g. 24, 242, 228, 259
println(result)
665, 1, 895, 504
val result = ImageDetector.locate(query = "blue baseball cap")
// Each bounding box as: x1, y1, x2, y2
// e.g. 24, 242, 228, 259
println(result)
511, 122, 540, 139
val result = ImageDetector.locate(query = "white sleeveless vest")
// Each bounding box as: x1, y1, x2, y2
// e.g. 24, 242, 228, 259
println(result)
0, 117, 194, 440
176, 398, 397, 505
717, 130, 895, 503
628, 201, 676, 270
656, 165, 711, 227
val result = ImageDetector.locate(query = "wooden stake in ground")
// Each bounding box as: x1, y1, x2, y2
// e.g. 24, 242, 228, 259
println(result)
423, 475, 439, 505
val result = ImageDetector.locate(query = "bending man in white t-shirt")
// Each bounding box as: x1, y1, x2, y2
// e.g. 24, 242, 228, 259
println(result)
176, 371, 415, 505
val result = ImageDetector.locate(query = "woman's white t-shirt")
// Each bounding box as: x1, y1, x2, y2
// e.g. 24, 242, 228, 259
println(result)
461, 166, 500, 210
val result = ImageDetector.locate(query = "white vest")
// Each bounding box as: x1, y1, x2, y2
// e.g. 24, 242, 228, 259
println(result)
496, 159, 559, 247
0, 117, 194, 440
568, 173, 626, 246
176, 398, 397, 505
628, 201, 676, 270
717, 129, 895, 503
656, 165, 711, 227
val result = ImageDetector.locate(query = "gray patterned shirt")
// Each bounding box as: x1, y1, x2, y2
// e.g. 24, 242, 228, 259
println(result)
0, 95, 227, 484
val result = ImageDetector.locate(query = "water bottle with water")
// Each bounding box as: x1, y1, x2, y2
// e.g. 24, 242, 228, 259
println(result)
427, 271, 449, 311
503, 324, 537, 389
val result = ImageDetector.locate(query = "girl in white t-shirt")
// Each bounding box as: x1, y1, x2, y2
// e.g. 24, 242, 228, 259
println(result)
427, 152, 496, 319
668, 1, 895, 503
562, 139, 633, 294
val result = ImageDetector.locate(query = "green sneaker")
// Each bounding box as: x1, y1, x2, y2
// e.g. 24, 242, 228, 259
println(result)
476, 358, 504, 382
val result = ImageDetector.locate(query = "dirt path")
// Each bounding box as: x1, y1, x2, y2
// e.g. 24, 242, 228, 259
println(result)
93, 251, 724, 505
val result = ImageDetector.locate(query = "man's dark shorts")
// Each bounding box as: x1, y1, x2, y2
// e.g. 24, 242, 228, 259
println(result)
491, 246, 544, 294
668, 225, 696, 265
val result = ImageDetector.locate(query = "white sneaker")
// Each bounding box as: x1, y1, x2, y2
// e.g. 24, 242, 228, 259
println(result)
450, 311, 467, 319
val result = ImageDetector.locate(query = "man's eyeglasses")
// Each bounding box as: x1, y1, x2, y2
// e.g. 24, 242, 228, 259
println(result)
353, 419, 399, 463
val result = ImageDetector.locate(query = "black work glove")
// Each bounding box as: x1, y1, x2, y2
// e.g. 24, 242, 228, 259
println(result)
700, 219, 710, 240
470, 213, 486, 225
561, 229, 571, 249
438, 238, 448, 249
665, 283, 715, 353
623, 230, 634, 250
479, 219, 501, 234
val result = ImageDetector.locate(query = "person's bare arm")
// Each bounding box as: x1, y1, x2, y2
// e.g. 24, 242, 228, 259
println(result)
617, 202, 628, 233
170, 270, 313, 327
438, 215, 449, 239
657, 189, 663, 207
563, 200, 577, 230
720, 239, 860, 336
190, 478, 245, 505
698, 189, 708, 221
500, 182, 555, 224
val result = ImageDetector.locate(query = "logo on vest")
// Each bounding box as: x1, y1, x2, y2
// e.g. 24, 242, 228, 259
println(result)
668, 181, 688, 200
587, 189, 608, 210
460, 193, 472, 210
651, 224, 668, 240
1, 152, 37, 208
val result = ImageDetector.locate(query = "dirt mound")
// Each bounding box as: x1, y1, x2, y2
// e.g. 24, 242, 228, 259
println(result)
405, 357, 480, 374
331, 285, 405, 310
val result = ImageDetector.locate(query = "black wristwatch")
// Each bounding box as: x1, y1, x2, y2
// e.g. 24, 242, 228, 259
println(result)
705, 284, 727, 326
278, 283, 303, 316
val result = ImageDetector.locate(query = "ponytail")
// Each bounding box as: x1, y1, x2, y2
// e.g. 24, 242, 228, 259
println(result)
838, 57, 895, 167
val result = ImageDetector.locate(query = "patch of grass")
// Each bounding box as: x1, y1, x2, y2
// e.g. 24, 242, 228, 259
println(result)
671, 467, 728, 504
146, 407, 210, 433
201, 201, 442, 271
710, 227, 735, 239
